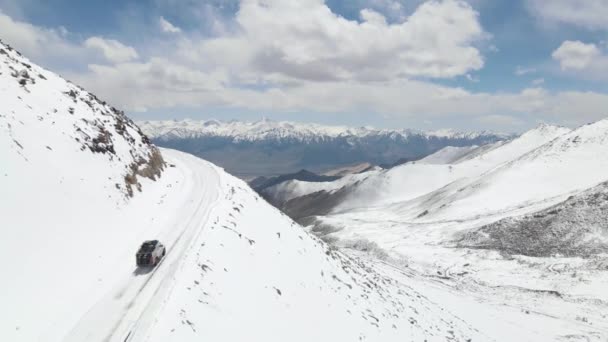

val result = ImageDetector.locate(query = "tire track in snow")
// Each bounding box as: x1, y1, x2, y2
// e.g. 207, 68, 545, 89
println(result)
117, 161, 222, 342
62, 151, 221, 342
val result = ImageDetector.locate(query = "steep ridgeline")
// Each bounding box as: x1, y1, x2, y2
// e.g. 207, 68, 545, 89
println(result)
139, 119, 509, 178
260, 124, 569, 221
0, 40, 483, 342
251, 169, 341, 193
0, 38, 170, 341
0, 40, 164, 197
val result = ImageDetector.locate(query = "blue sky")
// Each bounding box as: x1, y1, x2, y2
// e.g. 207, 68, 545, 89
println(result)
1, 0, 607, 132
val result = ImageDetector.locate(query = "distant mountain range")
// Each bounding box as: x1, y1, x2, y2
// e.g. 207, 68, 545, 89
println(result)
139, 119, 511, 178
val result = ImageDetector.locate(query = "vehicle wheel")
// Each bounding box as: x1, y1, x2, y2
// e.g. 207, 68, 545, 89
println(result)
162, 249, 166, 257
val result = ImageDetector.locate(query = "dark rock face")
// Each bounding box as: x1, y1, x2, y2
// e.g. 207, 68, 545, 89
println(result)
252, 169, 340, 192
456, 183, 608, 257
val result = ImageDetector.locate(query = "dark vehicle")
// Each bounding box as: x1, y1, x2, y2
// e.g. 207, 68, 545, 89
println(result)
136, 240, 166, 267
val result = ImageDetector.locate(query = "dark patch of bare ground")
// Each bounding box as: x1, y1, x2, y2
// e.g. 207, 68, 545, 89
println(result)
259, 185, 356, 243
456, 183, 608, 257
264, 182, 356, 221
2, 39, 166, 197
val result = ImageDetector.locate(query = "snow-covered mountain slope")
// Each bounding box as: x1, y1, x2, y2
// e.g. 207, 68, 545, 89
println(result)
250, 125, 569, 222
139, 119, 509, 178
277, 120, 608, 341
251, 169, 340, 192
457, 180, 608, 257
417, 145, 479, 164
414, 119, 608, 222
0, 41, 164, 198
1, 40, 487, 342
322, 162, 379, 176
136, 170, 486, 342
331, 124, 570, 211
262, 167, 382, 207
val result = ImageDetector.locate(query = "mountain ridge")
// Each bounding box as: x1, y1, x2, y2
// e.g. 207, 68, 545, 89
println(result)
139, 119, 511, 178
140, 118, 513, 143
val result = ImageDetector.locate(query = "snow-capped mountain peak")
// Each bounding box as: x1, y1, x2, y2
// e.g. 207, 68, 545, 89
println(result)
139, 118, 510, 143
140, 119, 512, 177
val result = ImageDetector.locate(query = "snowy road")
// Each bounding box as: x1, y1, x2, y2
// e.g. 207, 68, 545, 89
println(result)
62, 150, 221, 342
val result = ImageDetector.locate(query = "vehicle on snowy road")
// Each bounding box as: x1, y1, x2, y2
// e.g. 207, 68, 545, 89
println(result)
136, 240, 166, 267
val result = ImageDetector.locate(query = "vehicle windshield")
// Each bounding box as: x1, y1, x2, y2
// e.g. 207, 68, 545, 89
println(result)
139, 242, 156, 252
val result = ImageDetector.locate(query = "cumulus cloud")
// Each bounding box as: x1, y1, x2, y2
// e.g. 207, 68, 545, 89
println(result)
526, 0, 608, 30
515, 66, 536, 76
531, 78, 544, 86
72, 58, 227, 111
553, 41, 600, 70
2, 2, 608, 130
194, 0, 487, 82
69, 61, 608, 129
552, 40, 608, 80
0, 10, 85, 66
476, 114, 525, 127
159, 16, 181, 33
83, 37, 139, 64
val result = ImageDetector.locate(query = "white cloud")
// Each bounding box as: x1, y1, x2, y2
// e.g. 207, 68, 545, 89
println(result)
194, 0, 487, 82
83, 37, 139, 64
476, 114, 524, 127
531, 78, 544, 86
69, 62, 608, 129
2, 4, 608, 130
515, 66, 536, 76
552, 40, 608, 80
73, 58, 227, 111
465, 73, 479, 82
526, 0, 608, 30
0, 10, 85, 65
360, 9, 388, 26
553, 40, 600, 70
159, 16, 181, 33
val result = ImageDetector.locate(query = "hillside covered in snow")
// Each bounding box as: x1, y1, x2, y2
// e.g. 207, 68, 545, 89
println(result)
268, 120, 608, 340
139, 119, 509, 178
0, 40, 497, 342
458, 179, 608, 257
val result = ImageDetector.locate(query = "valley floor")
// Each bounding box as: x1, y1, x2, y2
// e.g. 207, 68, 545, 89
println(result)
317, 210, 608, 341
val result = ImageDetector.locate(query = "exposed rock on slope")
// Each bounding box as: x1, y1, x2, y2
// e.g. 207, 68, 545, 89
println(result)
457, 181, 608, 257
252, 169, 339, 192
0, 40, 164, 197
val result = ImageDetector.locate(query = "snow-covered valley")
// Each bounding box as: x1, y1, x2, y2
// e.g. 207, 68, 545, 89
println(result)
270, 123, 608, 341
